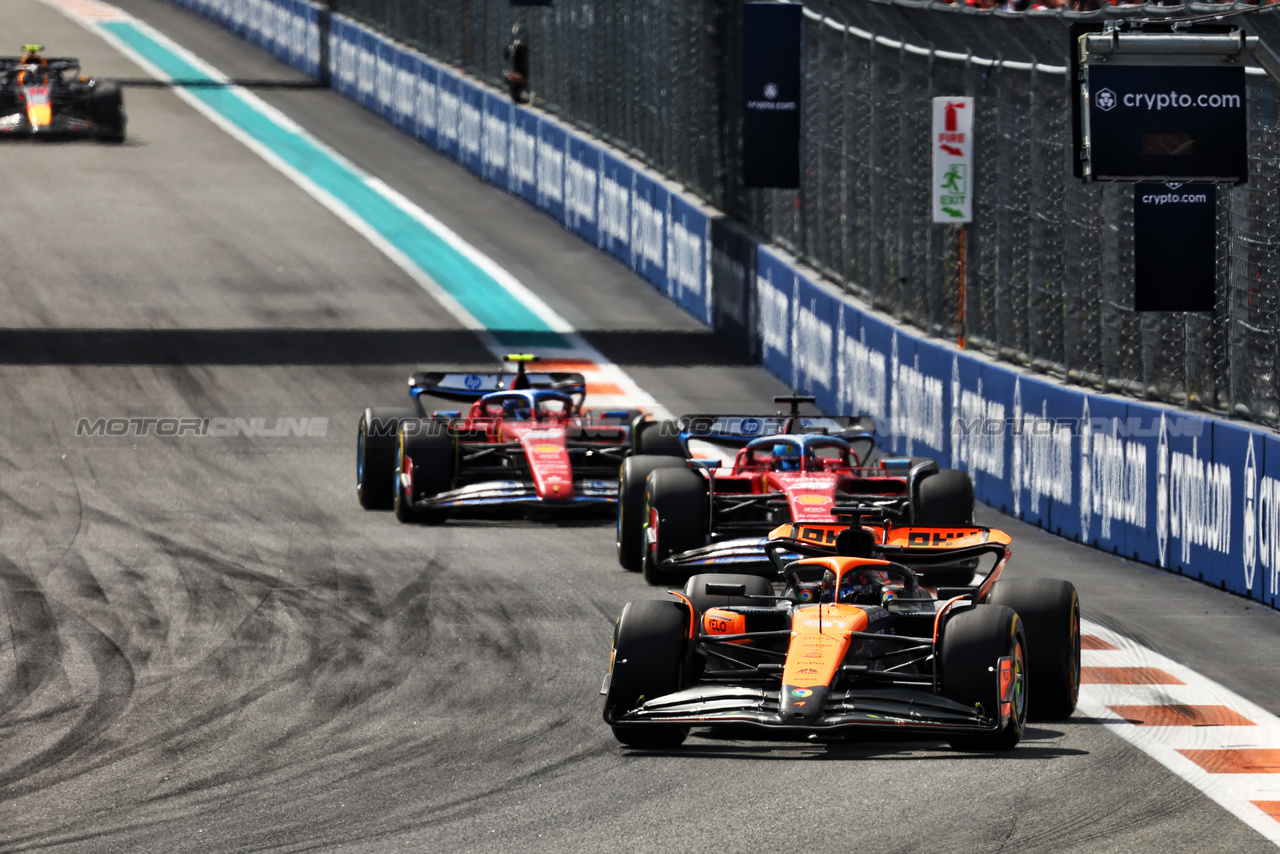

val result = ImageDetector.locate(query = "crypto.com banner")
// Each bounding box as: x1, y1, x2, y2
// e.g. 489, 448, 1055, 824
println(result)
741, 2, 802, 189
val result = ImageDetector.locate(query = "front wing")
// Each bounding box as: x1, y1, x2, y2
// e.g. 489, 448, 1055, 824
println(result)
655, 536, 800, 573
411, 478, 618, 510
608, 684, 997, 735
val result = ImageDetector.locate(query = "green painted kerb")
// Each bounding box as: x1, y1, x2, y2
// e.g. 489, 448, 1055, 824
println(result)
103, 21, 569, 349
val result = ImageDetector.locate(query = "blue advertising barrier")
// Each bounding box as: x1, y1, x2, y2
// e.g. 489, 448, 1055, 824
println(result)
597, 151, 631, 265
1091, 396, 1157, 560
411, 56, 437, 149
629, 170, 667, 292
710, 217, 757, 359
535, 118, 566, 224
482, 92, 511, 188
509, 107, 539, 205
374, 33, 397, 124
755, 247, 794, 388
434, 68, 460, 161
457, 85, 484, 177
668, 196, 711, 324
790, 274, 839, 411
1259, 433, 1280, 609
168, 0, 1280, 612
564, 137, 599, 246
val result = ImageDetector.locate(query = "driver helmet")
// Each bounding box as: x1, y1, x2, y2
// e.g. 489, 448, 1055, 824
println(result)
838, 568, 891, 605
771, 443, 801, 471
501, 397, 532, 420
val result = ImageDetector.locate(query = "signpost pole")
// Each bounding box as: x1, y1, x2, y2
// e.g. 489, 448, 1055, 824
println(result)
957, 226, 967, 350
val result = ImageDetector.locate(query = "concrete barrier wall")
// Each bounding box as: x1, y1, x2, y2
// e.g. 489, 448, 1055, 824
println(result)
166, 0, 1280, 609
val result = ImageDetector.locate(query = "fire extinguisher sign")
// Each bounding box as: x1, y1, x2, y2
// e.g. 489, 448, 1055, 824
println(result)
932, 97, 974, 224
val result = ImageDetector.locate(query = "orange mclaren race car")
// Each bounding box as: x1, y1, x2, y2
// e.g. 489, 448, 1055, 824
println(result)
617, 395, 974, 584
601, 508, 1080, 751
0, 45, 125, 140
356, 356, 653, 522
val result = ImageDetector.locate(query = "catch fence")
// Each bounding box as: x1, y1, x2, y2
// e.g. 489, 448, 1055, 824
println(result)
334, 0, 1280, 424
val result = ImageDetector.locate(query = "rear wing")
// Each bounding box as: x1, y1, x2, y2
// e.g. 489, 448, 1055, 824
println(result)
0, 57, 80, 71
408, 370, 586, 403
678, 414, 875, 445
764, 521, 1011, 574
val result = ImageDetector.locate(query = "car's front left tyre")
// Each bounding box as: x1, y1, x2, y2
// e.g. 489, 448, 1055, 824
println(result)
604, 598, 690, 749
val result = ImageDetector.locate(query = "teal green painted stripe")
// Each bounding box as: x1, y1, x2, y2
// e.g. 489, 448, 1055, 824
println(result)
103, 21, 568, 346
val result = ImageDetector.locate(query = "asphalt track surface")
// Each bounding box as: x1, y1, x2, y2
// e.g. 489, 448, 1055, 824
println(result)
2, 1, 1280, 851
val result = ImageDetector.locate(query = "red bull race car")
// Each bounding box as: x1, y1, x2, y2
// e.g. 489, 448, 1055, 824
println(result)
0, 46, 125, 141
617, 396, 975, 584
602, 508, 1080, 751
356, 356, 657, 522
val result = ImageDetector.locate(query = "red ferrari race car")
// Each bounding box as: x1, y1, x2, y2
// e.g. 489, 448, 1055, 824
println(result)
356, 356, 661, 522
617, 396, 975, 584
601, 508, 1080, 751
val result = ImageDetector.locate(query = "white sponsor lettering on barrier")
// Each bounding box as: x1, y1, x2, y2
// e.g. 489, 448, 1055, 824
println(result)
1078, 399, 1146, 543
483, 110, 508, 173
394, 66, 415, 122
757, 271, 790, 360
335, 36, 357, 89
668, 216, 703, 300
714, 242, 749, 326
458, 100, 481, 158
793, 300, 833, 390
417, 75, 436, 131
889, 334, 944, 456
1008, 378, 1070, 514
631, 189, 664, 273
306, 19, 320, 69
537, 135, 564, 205
1241, 436, 1280, 596
1160, 417, 1232, 567
565, 154, 596, 225
952, 357, 1006, 482
1261, 474, 1280, 595
837, 322, 887, 422
357, 47, 375, 101
437, 89, 459, 143
510, 122, 536, 190
599, 170, 629, 246
376, 52, 393, 112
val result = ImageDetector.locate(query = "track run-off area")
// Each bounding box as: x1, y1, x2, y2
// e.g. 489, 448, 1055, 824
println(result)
1, 0, 1280, 850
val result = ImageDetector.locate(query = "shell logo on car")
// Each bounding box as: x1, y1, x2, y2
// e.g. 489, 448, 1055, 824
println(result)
796, 494, 831, 505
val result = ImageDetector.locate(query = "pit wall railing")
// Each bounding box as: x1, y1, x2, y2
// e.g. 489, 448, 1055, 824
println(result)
165, 0, 1280, 609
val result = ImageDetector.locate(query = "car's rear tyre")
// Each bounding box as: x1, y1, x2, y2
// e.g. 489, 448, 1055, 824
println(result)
915, 468, 974, 525
605, 598, 690, 749
642, 467, 707, 587
357, 406, 414, 510
986, 578, 1080, 720
394, 419, 454, 524
634, 419, 685, 457
940, 604, 1028, 751
683, 573, 773, 616
90, 81, 126, 142
618, 455, 687, 571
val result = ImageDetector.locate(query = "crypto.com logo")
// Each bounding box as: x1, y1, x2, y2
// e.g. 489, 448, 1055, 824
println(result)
1095, 88, 1117, 112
